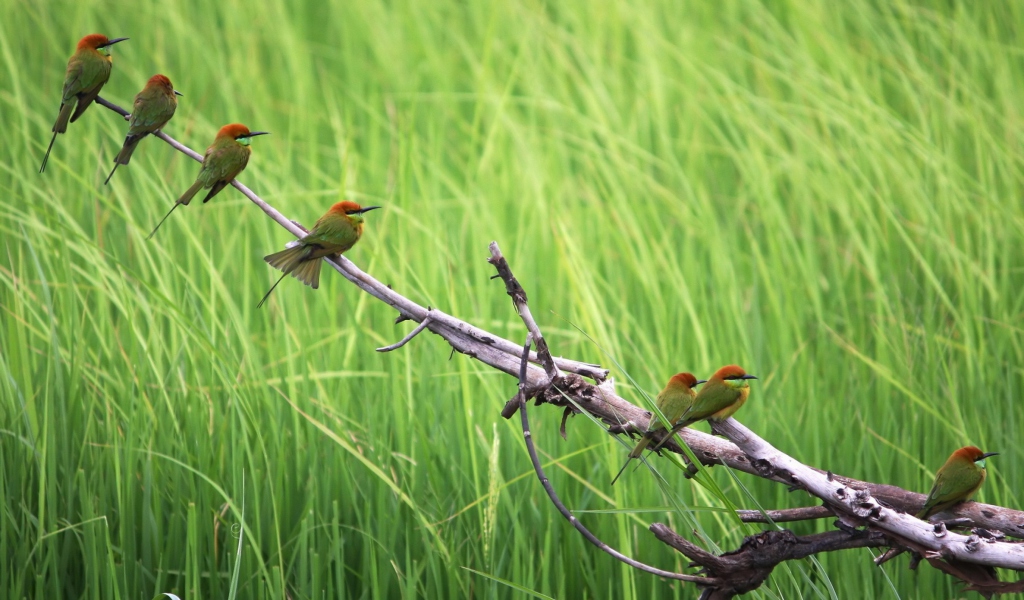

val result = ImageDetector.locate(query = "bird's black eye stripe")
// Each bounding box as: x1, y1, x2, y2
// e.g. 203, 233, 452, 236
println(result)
724, 375, 741, 380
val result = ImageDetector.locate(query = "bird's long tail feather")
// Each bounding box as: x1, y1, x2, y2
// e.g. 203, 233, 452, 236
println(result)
629, 433, 654, 458
257, 272, 288, 309
265, 245, 308, 274
293, 257, 323, 289
104, 162, 120, 185
265, 246, 323, 288
53, 102, 74, 134
69, 95, 96, 123
105, 135, 144, 184
649, 424, 685, 453
258, 246, 323, 308
148, 203, 181, 239
610, 458, 634, 486
177, 179, 205, 207
115, 134, 143, 166
40, 103, 75, 173
39, 131, 58, 173
610, 434, 654, 485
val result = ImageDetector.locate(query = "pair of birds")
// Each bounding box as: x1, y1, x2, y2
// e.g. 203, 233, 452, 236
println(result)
137, 118, 374, 306
612, 365, 757, 484
616, 366, 997, 520
38, 34, 187, 185
149, 131, 380, 307
42, 34, 380, 306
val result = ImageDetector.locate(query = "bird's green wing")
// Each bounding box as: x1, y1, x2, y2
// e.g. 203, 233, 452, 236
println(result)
302, 215, 359, 254
128, 89, 176, 134
61, 58, 85, 102
682, 384, 735, 423
656, 387, 694, 429
921, 461, 983, 513
67, 53, 110, 98
198, 143, 250, 186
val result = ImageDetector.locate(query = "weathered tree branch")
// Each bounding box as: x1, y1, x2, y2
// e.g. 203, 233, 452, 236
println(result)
736, 505, 834, 524
650, 525, 888, 599
92, 96, 1024, 597
483, 244, 1024, 595
513, 335, 709, 583
706, 418, 1024, 595
712, 418, 1024, 568
376, 315, 432, 352
487, 243, 561, 383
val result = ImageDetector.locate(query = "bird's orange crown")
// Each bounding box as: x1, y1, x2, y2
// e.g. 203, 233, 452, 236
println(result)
711, 365, 749, 381
217, 123, 253, 139
330, 201, 365, 216
955, 446, 987, 463
77, 34, 112, 51
147, 74, 174, 90
668, 373, 700, 389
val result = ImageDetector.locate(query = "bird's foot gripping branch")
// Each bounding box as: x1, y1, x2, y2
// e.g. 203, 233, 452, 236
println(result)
91, 96, 1024, 598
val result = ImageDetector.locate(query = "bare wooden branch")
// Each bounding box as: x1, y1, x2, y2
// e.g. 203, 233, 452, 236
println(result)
376, 316, 432, 352
736, 505, 834, 524
91, 95, 1024, 595
96, 96, 130, 119
650, 524, 888, 599
712, 418, 1024, 589
489, 241, 563, 419
488, 242, 562, 382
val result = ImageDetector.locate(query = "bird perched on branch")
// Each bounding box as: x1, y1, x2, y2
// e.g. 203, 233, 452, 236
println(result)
40, 33, 129, 173
611, 372, 705, 485
257, 201, 381, 308
917, 446, 997, 519
105, 74, 182, 184
148, 123, 269, 238
673, 364, 758, 431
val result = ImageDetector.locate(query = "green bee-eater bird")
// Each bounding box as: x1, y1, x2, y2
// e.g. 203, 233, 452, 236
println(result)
917, 446, 997, 519
610, 372, 706, 485
257, 201, 381, 308
148, 123, 269, 238
40, 33, 129, 173
673, 364, 758, 430
104, 74, 182, 184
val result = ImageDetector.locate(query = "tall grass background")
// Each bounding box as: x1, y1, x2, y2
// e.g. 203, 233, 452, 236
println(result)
2, 0, 1023, 597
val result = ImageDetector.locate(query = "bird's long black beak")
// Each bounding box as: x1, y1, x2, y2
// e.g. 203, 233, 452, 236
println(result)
695, 379, 708, 385
173, 90, 184, 96
357, 206, 382, 214
99, 37, 129, 48
741, 374, 758, 380
242, 131, 270, 138
980, 452, 999, 459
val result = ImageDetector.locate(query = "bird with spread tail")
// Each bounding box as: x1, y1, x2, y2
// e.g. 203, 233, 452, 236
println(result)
148, 123, 269, 238
917, 446, 997, 519
610, 372, 705, 485
257, 201, 380, 308
40, 34, 129, 173
105, 74, 182, 184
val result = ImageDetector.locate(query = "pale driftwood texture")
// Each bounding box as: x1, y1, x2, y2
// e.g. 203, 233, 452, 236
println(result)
93, 96, 1024, 597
